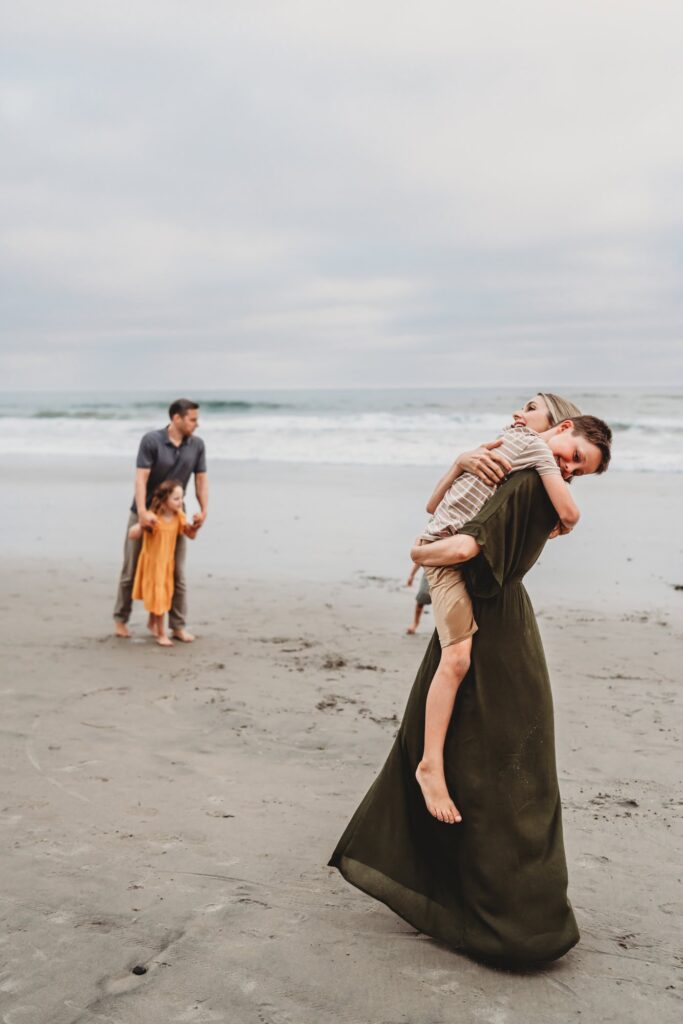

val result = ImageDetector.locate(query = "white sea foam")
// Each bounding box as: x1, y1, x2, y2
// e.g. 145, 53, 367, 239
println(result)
1, 390, 681, 472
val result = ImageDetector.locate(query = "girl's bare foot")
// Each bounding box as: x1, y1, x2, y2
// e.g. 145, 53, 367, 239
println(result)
157, 634, 174, 647
416, 761, 462, 824
114, 621, 131, 638
172, 629, 195, 643
147, 614, 157, 636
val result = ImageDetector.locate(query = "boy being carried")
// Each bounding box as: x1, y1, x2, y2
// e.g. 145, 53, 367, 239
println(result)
410, 393, 612, 825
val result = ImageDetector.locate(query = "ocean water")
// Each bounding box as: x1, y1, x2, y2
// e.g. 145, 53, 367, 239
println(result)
1, 388, 681, 472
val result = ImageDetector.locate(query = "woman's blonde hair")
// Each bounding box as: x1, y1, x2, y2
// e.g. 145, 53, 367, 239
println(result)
538, 392, 582, 427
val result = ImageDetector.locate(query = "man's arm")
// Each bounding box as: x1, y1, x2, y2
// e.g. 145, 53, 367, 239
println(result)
193, 472, 208, 526
410, 535, 481, 567
134, 468, 156, 528
426, 441, 512, 514
540, 474, 580, 532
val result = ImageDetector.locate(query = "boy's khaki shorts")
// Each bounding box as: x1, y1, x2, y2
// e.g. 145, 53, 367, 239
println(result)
423, 562, 478, 649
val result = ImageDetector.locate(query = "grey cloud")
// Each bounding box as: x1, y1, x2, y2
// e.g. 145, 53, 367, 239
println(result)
1, 1, 682, 388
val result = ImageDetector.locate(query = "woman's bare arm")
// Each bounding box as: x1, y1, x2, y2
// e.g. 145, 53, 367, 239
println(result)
410, 535, 481, 567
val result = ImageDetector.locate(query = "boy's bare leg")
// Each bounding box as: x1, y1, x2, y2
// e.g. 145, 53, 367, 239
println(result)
406, 602, 424, 635
153, 613, 173, 647
416, 637, 471, 824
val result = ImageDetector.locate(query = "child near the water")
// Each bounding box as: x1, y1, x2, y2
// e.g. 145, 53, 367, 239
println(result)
410, 393, 613, 825
129, 479, 199, 647
405, 561, 431, 635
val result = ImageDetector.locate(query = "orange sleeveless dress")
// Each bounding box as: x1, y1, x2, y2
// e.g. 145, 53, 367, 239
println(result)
132, 511, 186, 614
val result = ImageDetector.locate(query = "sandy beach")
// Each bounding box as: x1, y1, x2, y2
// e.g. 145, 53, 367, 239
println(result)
1, 457, 682, 1023
4, 0, 683, 1010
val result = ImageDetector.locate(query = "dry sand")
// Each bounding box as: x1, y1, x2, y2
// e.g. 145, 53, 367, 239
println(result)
1, 458, 682, 1023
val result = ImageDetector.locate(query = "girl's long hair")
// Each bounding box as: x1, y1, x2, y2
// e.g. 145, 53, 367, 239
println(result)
150, 479, 184, 514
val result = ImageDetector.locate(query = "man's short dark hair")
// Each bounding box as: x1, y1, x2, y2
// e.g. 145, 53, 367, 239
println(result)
169, 398, 200, 419
571, 415, 612, 474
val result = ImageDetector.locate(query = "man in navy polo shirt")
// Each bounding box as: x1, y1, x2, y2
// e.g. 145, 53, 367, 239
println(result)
113, 398, 208, 642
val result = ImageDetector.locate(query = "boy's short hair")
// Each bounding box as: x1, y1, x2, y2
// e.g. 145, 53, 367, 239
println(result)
570, 415, 612, 474
169, 398, 200, 419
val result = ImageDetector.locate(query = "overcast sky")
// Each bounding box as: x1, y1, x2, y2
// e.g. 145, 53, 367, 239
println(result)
1, 1, 682, 390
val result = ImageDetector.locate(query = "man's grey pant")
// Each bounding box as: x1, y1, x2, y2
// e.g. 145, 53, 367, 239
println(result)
113, 512, 187, 629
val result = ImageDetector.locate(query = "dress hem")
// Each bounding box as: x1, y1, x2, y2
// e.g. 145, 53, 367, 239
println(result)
329, 854, 465, 950
329, 854, 579, 968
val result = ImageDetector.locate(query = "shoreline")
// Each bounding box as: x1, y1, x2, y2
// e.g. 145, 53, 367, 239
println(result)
3, 455, 681, 615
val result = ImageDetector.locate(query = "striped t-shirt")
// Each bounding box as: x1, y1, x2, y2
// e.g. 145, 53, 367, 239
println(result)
422, 424, 561, 541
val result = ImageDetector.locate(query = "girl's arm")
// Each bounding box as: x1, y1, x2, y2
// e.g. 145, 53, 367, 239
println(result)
182, 523, 199, 539
410, 535, 481, 567
540, 474, 580, 532
426, 440, 512, 514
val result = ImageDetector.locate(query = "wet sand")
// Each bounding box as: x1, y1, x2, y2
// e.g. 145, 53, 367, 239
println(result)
1, 458, 681, 1023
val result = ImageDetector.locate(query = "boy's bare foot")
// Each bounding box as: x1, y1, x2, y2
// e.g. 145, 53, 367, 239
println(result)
157, 634, 174, 647
416, 761, 462, 824
406, 625, 416, 634
114, 621, 131, 638
172, 629, 195, 643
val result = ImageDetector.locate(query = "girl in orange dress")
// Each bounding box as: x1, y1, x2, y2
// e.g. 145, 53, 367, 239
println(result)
130, 480, 198, 647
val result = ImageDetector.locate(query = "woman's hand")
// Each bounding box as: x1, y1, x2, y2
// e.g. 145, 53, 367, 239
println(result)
457, 440, 511, 486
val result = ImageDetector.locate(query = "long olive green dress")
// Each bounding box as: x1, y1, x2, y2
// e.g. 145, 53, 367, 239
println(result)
329, 471, 580, 966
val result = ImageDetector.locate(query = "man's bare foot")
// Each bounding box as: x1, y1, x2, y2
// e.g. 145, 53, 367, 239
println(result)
114, 621, 131, 638
406, 625, 416, 635
171, 630, 195, 643
157, 634, 174, 647
416, 761, 462, 824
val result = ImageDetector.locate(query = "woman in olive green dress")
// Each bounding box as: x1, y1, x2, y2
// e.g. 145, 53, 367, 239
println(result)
329, 470, 580, 966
